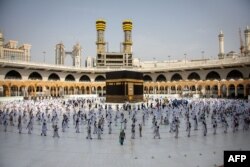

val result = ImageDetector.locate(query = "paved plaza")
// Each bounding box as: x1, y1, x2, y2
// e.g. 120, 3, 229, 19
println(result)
0, 100, 249, 167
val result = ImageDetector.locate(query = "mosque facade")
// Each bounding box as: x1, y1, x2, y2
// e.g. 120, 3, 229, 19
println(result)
0, 20, 250, 99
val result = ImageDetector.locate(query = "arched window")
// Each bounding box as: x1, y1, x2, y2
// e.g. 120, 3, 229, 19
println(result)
156, 74, 166, 82
226, 70, 243, 80
5, 70, 22, 80
143, 75, 152, 82
28, 72, 42, 80
79, 75, 91, 82
188, 72, 200, 80
65, 74, 75, 81
171, 73, 182, 81
95, 75, 105, 82
48, 73, 60, 81
206, 71, 221, 80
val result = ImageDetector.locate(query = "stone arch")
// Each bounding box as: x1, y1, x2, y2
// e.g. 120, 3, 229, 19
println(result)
177, 85, 182, 94
1, 85, 9, 96
190, 85, 196, 91
10, 85, 18, 96
28, 85, 35, 96
144, 86, 149, 94
5, 70, 22, 80
156, 74, 166, 82
228, 84, 235, 98
246, 84, 250, 96
48, 73, 60, 81
220, 84, 227, 98
159, 86, 164, 94
65, 74, 75, 81
36, 85, 43, 93
44, 86, 50, 96
171, 73, 182, 81
91, 86, 96, 94
50, 86, 57, 96
75, 86, 80, 94
97, 86, 102, 96
197, 85, 202, 94
170, 85, 176, 94
205, 85, 211, 97
143, 75, 152, 82
188, 72, 200, 80
149, 86, 153, 94
206, 71, 221, 80
95, 75, 105, 82
28, 72, 42, 80
19, 85, 26, 96
226, 70, 243, 80
165, 86, 169, 94
69, 86, 74, 95
64, 86, 69, 95
81, 86, 85, 94
103, 86, 106, 95
79, 75, 91, 82
236, 84, 244, 98
154, 86, 158, 94
58, 86, 64, 96
86, 86, 90, 94
211, 85, 218, 97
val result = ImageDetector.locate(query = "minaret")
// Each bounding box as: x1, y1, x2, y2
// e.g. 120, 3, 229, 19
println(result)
72, 43, 81, 67
55, 42, 65, 65
122, 20, 133, 54
239, 28, 245, 55
0, 32, 4, 59
218, 30, 225, 59
96, 19, 106, 54
244, 26, 250, 55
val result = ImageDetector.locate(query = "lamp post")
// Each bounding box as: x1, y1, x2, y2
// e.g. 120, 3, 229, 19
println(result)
184, 53, 187, 64
168, 55, 171, 67
43, 51, 46, 63
201, 51, 204, 62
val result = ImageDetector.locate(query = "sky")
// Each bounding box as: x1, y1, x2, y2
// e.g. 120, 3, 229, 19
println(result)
0, 0, 249, 65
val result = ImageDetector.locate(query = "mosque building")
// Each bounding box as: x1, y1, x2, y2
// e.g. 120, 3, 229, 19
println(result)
0, 20, 250, 99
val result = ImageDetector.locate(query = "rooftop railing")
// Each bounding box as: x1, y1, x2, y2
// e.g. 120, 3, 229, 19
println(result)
0, 56, 250, 72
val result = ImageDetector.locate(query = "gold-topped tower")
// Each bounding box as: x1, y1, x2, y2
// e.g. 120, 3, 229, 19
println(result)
122, 20, 133, 54
96, 19, 106, 54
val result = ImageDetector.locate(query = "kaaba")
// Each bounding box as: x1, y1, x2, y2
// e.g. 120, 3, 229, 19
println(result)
106, 71, 144, 103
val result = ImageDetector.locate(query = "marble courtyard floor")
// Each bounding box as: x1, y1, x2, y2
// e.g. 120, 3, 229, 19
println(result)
0, 111, 249, 167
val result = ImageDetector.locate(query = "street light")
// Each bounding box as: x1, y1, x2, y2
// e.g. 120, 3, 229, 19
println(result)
184, 53, 187, 64
43, 51, 46, 63
168, 55, 171, 67
201, 51, 204, 61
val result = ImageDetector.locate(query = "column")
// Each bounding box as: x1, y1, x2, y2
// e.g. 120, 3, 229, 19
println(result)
235, 86, 238, 97
218, 85, 221, 97
244, 85, 247, 97
201, 86, 205, 96
34, 87, 37, 97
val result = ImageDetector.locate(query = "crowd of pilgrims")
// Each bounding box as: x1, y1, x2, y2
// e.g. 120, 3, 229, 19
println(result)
0, 97, 249, 145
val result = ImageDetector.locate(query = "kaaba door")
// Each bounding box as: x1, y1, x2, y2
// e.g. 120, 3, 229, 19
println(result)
128, 83, 134, 101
